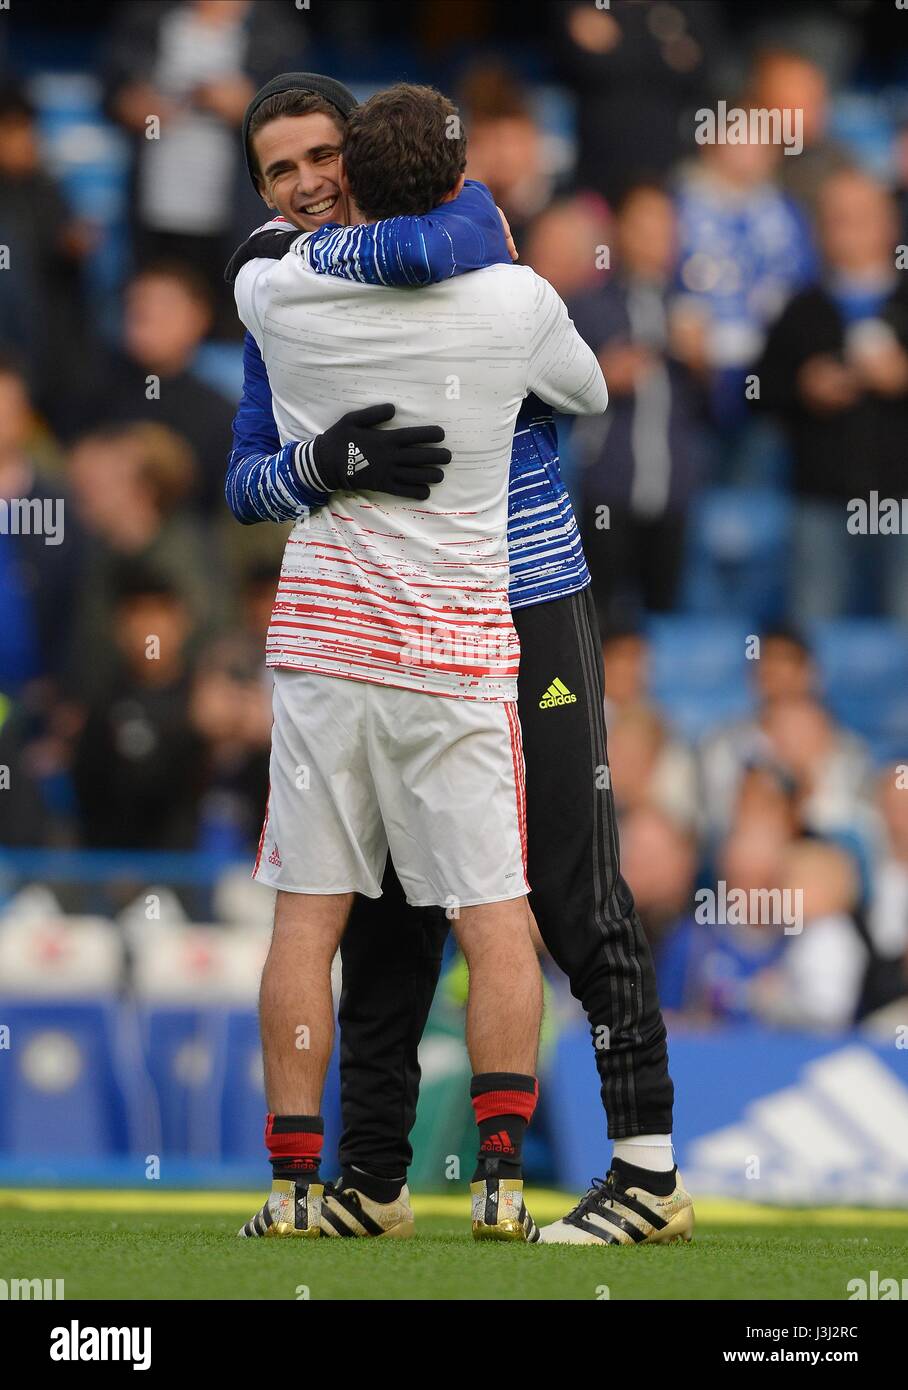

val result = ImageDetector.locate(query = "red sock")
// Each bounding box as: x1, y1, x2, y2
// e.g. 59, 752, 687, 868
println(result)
265, 1113, 323, 1182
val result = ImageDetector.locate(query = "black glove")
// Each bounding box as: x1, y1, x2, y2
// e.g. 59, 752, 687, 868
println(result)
310, 403, 451, 500
225, 227, 299, 284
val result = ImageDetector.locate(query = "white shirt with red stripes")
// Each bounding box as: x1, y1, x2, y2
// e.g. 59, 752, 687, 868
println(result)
235, 245, 607, 701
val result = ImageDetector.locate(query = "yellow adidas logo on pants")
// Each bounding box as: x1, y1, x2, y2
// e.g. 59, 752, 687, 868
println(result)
539, 677, 578, 709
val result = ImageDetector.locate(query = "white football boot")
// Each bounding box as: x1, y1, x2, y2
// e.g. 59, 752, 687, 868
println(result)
540, 1169, 694, 1245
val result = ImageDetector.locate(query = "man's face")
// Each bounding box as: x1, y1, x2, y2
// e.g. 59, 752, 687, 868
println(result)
0, 114, 38, 177
69, 439, 140, 532
252, 112, 348, 229
116, 595, 190, 674
756, 638, 812, 702
124, 275, 210, 373
0, 372, 31, 456
819, 172, 896, 274
617, 190, 676, 280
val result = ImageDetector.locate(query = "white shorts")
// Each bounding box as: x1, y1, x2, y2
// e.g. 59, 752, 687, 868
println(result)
253, 670, 529, 908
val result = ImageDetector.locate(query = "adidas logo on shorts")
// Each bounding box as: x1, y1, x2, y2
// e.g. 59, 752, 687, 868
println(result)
539, 677, 577, 710
269, 845, 282, 867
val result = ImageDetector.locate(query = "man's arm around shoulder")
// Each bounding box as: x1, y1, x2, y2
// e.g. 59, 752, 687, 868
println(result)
524, 269, 608, 417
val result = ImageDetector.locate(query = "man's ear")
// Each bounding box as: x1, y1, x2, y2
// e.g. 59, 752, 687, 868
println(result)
438, 173, 466, 205
255, 178, 276, 212
337, 154, 360, 223
338, 153, 352, 200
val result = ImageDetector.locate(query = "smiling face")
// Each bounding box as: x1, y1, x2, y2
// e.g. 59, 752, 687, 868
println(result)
251, 111, 348, 230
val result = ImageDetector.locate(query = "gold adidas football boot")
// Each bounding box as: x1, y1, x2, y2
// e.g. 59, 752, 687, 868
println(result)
471, 1176, 540, 1242
237, 1179, 323, 1238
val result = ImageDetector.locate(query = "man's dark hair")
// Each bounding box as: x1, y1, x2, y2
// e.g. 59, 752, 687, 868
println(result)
111, 564, 181, 607
600, 621, 645, 646
614, 179, 670, 215
759, 625, 811, 658
0, 346, 29, 386
459, 61, 531, 124
0, 82, 35, 124
342, 83, 467, 221
243, 559, 282, 590
247, 90, 346, 185
128, 259, 215, 315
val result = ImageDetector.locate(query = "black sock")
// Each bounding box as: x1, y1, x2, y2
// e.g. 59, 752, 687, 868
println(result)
341, 1166, 405, 1205
612, 1156, 676, 1198
474, 1115, 528, 1181
470, 1072, 538, 1182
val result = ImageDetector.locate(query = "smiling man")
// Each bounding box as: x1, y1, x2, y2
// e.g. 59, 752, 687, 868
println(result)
246, 81, 349, 226
228, 75, 459, 520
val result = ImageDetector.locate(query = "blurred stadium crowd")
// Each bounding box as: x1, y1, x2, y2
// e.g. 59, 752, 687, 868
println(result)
1, 0, 908, 1041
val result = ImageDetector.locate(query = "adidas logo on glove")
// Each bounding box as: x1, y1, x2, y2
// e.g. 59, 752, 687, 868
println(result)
346, 441, 369, 477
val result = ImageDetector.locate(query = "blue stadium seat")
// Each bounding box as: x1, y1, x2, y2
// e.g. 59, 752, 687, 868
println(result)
30, 72, 131, 304
138, 1006, 230, 1161
811, 621, 908, 761
0, 1000, 135, 1159
193, 344, 246, 404
811, 620, 908, 697
220, 1010, 342, 1169
220, 1009, 266, 1162
830, 92, 896, 183
0, 540, 40, 692
680, 487, 793, 626
647, 616, 756, 740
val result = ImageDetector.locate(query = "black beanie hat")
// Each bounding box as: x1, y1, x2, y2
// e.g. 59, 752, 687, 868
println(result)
242, 72, 358, 189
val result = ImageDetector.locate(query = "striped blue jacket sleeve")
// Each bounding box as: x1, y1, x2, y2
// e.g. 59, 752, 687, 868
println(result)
225, 330, 329, 525
299, 180, 511, 286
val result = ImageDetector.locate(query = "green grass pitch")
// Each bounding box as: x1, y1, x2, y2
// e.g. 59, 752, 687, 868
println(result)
2, 1190, 906, 1301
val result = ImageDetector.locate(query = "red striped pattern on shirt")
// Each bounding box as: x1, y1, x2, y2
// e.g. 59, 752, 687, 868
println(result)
265, 506, 520, 701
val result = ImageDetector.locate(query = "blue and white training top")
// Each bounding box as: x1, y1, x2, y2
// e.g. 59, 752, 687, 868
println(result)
227, 180, 593, 611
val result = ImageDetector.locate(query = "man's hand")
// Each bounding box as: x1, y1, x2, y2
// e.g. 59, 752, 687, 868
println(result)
310, 404, 451, 500
192, 75, 255, 126
113, 81, 179, 133
852, 342, 908, 398
797, 354, 861, 413
497, 207, 518, 262
597, 343, 655, 395
669, 307, 711, 378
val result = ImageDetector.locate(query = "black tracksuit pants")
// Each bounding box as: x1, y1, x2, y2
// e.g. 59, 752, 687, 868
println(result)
337, 585, 673, 1177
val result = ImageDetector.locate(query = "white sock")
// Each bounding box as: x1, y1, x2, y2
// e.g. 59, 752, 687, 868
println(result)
613, 1135, 674, 1173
